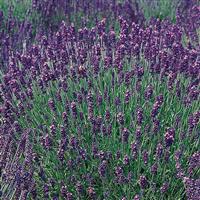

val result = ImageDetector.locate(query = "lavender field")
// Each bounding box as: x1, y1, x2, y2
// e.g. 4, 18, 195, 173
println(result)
0, 1, 199, 200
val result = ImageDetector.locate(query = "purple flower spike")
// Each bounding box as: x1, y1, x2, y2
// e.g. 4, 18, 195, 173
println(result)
117, 112, 125, 125
87, 187, 96, 199
164, 128, 175, 147
98, 160, 107, 178
121, 128, 130, 143
48, 98, 56, 112
142, 150, 148, 165
160, 182, 169, 193
144, 84, 153, 100
133, 194, 140, 200
76, 181, 84, 196
139, 175, 148, 189
71, 101, 78, 118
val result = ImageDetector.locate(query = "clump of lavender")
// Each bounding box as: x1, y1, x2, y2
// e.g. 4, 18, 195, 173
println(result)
0, 1, 200, 199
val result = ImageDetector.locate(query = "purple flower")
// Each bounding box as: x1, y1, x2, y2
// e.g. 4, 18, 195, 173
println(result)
50, 124, 56, 135
164, 128, 175, 147
136, 107, 143, 125
160, 182, 169, 193
136, 66, 144, 79
62, 112, 68, 124
48, 98, 56, 112
164, 149, 171, 162
188, 151, 200, 175
96, 92, 103, 106
117, 112, 125, 125
153, 118, 160, 133
135, 127, 142, 141
131, 141, 138, 159
115, 97, 121, 106
44, 133, 52, 150
71, 101, 78, 118
116, 150, 121, 160
123, 154, 130, 165
125, 89, 131, 104
66, 192, 73, 200
69, 136, 79, 150
135, 80, 142, 92
142, 150, 148, 165
133, 194, 140, 200
87, 187, 96, 199
43, 184, 49, 198
156, 142, 163, 159
121, 128, 130, 143
76, 181, 84, 196
98, 160, 107, 178
115, 166, 123, 177
139, 175, 148, 189
144, 84, 153, 100
151, 162, 158, 175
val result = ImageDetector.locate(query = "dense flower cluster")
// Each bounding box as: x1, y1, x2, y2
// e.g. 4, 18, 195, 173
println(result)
0, 0, 200, 199
0, 0, 144, 71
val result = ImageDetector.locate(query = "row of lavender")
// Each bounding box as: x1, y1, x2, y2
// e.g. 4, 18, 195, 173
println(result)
0, 0, 144, 72
1, 0, 198, 71
0, 1, 200, 200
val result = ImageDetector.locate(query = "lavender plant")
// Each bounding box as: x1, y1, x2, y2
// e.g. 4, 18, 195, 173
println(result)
0, 1, 200, 200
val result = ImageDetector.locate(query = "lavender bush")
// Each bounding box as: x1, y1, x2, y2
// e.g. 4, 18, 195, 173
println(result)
0, 1, 200, 200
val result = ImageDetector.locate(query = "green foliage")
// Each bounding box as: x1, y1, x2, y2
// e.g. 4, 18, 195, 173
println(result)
0, 0, 32, 20
139, 0, 181, 22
